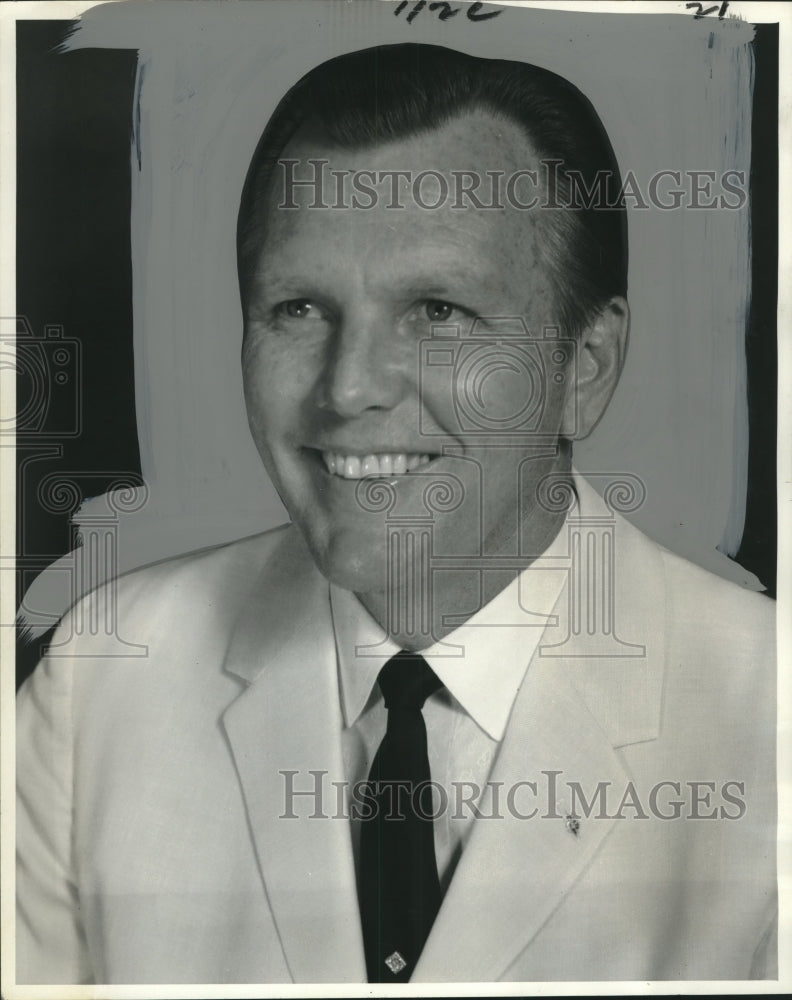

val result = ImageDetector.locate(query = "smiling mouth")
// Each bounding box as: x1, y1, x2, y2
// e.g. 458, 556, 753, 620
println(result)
319, 451, 438, 479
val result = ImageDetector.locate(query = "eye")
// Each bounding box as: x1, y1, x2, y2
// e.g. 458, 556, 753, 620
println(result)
424, 300, 455, 323
277, 299, 318, 320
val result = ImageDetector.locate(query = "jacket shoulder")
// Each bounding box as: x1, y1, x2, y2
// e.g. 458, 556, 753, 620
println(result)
658, 544, 775, 639
48, 523, 297, 658
113, 522, 293, 600
655, 544, 776, 738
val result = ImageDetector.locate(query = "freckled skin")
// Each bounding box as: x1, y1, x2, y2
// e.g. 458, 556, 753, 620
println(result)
241, 111, 579, 644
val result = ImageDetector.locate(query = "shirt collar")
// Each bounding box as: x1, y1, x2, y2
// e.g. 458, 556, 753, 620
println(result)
331, 487, 576, 742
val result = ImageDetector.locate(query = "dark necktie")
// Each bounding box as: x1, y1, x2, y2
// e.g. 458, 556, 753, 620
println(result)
359, 651, 444, 983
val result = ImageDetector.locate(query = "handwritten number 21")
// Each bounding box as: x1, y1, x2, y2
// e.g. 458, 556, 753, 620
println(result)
685, 1, 729, 18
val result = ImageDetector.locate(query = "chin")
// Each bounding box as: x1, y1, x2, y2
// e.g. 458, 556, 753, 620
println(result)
306, 525, 390, 596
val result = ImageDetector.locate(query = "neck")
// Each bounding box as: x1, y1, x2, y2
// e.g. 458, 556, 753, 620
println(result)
357, 453, 575, 652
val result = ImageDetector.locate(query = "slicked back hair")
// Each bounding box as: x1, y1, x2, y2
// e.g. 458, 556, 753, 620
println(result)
237, 43, 627, 338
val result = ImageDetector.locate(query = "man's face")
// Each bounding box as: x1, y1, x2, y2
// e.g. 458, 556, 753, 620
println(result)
241, 110, 575, 597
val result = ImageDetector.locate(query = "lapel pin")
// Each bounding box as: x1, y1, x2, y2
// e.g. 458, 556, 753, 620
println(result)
565, 814, 580, 836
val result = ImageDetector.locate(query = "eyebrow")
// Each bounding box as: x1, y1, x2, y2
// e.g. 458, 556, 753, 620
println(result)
388, 247, 504, 286
257, 257, 505, 290
254, 233, 521, 309
384, 261, 513, 307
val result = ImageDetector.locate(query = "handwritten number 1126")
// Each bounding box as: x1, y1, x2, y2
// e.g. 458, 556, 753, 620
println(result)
394, 2, 503, 24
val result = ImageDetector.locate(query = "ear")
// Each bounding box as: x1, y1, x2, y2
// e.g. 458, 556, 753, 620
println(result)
561, 296, 629, 440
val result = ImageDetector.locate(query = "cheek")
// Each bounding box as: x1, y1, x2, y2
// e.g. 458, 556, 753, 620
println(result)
241, 343, 275, 431
417, 366, 456, 430
241, 332, 317, 428
420, 352, 552, 438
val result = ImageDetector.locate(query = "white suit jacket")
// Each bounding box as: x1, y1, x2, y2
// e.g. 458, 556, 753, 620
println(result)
16, 477, 777, 984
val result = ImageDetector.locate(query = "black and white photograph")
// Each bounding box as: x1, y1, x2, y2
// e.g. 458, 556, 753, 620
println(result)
1, 0, 788, 993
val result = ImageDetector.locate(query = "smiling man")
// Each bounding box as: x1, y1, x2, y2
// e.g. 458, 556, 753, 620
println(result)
236, 46, 629, 648
17, 44, 776, 985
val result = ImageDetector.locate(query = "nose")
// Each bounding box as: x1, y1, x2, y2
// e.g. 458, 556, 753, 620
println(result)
317, 309, 407, 418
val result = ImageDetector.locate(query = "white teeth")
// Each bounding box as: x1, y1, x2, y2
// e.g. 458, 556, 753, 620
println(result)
361, 454, 379, 477
321, 451, 434, 479
344, 456, 361, 479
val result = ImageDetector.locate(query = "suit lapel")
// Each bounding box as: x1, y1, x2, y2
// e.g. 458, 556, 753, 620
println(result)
217, 475, 666, 984
220, 528, 366, 983
413, 653, 630, 982
415, 478, 667, 982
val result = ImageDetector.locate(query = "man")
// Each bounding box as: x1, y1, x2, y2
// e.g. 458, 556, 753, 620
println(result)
17, 43, 776, 984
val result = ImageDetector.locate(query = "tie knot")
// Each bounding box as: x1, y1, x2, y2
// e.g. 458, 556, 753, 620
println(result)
378, 652, 443, 711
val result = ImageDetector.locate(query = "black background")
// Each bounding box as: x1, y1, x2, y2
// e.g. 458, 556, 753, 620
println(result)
16, 21, 140, 686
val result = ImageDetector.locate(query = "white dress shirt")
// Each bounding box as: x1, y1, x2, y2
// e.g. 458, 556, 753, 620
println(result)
330, 510, 572, 893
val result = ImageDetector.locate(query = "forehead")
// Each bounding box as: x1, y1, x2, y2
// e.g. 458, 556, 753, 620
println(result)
253, 109, 551, 296
279, 107, 537, 184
